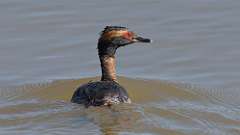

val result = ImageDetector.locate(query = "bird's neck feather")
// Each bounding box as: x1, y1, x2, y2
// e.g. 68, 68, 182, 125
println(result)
99, 55, 117, 82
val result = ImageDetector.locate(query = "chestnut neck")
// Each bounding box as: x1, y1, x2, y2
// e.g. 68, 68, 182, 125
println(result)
99, 55, 117, 82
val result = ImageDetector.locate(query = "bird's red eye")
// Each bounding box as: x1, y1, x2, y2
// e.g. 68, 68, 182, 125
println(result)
123, 32, 134, 40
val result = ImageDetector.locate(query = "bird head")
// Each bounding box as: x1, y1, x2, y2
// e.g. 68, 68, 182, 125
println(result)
98, 26, 151, 57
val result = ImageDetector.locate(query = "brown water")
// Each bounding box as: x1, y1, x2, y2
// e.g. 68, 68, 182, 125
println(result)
0, 0, 240, 135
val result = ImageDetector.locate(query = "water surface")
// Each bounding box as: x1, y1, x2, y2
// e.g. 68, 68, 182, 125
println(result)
0, 0, 240, 135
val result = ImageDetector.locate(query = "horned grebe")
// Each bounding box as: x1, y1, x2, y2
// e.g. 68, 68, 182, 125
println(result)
71, 26, 151, 107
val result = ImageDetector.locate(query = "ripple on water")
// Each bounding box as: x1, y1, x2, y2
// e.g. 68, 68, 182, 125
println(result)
0, 77, 239, 135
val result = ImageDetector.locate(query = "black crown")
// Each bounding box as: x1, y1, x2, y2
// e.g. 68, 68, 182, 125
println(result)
100, 26, 128, 35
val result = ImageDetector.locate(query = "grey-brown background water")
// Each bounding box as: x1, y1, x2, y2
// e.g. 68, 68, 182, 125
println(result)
0, 0, 240, 135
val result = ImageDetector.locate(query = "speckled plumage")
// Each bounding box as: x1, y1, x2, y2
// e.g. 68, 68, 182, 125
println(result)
71, 81, 131, 107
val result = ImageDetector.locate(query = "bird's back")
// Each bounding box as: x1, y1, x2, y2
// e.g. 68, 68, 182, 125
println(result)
71, 81, 131, 107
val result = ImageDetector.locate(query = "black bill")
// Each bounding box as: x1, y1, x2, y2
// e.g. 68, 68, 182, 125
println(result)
134, 36, 152, 43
